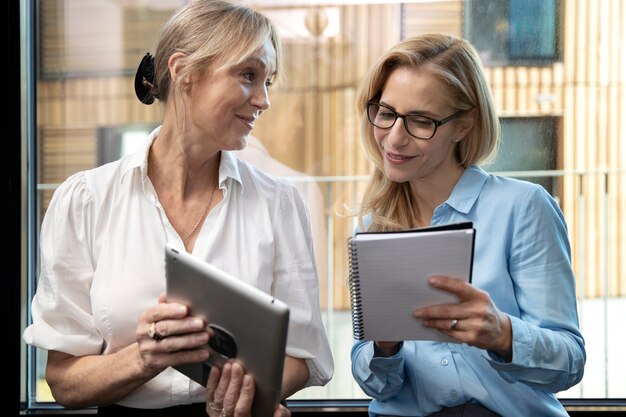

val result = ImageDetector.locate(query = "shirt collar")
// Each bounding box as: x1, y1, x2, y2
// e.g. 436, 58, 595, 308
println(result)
444, 165, 488, 214
120, 125, 244, 191
120, 125, 158, 185
219, 149, 244, 191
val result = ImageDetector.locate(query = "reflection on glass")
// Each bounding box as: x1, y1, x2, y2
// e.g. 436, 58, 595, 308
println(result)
22, 0, 626, 409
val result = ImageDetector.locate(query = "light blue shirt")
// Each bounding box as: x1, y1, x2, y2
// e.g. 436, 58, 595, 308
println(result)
351, 165, 585, 417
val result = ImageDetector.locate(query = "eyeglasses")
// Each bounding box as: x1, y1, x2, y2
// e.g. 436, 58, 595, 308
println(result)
366, 101, 466, 140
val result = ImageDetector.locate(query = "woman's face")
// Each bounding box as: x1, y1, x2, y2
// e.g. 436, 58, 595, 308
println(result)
373, 66, 464, 184
185, 40, 277, 152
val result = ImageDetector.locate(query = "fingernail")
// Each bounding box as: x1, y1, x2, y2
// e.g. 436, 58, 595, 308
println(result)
429, 276, 440, 285
177, 305, 187, 314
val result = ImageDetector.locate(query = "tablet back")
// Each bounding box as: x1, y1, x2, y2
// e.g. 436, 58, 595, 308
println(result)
164, 243, 290, 416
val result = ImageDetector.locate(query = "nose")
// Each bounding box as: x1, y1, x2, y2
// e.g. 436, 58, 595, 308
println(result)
251, 85, 271, 111
386, 116, 411, 148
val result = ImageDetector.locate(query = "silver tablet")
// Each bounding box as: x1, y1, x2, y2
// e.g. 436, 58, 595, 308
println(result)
164, 243, 290, 416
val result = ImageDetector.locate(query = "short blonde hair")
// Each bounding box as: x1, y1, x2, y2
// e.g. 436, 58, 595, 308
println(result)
356, 34, 500, 231
152, 0, 283, 103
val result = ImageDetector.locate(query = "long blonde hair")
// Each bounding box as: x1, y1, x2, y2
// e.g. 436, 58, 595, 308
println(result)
356, 34, 499, 232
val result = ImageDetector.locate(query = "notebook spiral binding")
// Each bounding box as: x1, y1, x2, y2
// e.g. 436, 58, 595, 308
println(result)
348, 238, 364, 340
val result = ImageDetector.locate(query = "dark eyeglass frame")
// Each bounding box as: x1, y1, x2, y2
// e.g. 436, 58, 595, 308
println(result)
366, 101, 467, 140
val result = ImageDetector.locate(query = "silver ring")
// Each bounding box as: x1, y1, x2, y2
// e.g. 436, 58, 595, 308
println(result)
209, 401, 223, 411
450, 319, 458, 330
148, 322, 163, 340
221, 410, 232, 417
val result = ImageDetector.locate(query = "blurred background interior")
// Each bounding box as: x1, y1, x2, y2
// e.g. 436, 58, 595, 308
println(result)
17, 0, 625, 413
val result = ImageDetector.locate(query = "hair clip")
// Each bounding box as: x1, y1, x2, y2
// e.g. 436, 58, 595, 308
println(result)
134, 52, 156, 105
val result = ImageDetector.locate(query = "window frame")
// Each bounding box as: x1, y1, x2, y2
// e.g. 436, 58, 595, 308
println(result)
15, 0, 626, 414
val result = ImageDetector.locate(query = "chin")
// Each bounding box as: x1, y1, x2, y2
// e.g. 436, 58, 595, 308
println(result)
384, 166, 413, 184
384, 171, 412, 184
225, 136, 247, 151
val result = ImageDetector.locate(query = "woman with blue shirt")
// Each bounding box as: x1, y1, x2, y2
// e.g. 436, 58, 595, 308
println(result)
350, 34, 585, 417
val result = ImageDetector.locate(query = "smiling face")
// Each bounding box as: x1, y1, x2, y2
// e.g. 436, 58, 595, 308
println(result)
374, 66, 465, 185
185, 40, 277, 152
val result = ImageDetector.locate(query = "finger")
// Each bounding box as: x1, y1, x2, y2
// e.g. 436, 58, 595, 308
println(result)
158, 291, 167, 303
413, 276, 477, 319
275, 402, 291, 417
149, 316, 206, 339
420, 317, 463, 333
146, 302, 189, 323
213, 362, 231, 409
223, 362, 245, 414
413, 301, 461, 321
234, 374, 255, 417
206, 365, 222, 403
427, 275, 475, 300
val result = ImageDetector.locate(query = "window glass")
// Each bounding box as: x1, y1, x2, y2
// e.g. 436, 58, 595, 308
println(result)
22, 0, 626, 410
465, 0, 559, 66
481, 117, 558, 195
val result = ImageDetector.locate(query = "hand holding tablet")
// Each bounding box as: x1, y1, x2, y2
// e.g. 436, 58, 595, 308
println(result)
164, 243, 290, 417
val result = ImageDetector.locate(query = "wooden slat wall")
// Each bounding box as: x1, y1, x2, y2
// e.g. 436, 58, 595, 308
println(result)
402, 0, 463, 36
40, 0, 169, 76
560, 0, 626, 298
37, 0, 625, 309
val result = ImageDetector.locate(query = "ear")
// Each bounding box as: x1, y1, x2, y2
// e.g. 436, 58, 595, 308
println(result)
167, 52, 191, 87
454, 108, 476, 142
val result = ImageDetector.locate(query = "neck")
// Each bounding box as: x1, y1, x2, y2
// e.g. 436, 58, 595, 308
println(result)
148, 131, 221, 199
410, 164, 465, 225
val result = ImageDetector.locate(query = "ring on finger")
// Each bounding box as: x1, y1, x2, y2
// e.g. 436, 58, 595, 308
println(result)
148, 322, 163, 341
209, 401, 223, 411
450, 319, 459, 330
221, 410, 233, 417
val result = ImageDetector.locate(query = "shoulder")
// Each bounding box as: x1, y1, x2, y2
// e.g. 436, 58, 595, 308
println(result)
462, 166, 563, 221
49, 170, 91, 208
50, 156, 136, 212
479, 168, 555, 205
480, 171, 565, 226
86, 157, 138, 199
234, 155, 304, 202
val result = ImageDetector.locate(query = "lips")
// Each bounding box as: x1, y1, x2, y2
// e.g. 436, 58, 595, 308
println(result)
237, 114, 256, 129
386, 151, 415, 162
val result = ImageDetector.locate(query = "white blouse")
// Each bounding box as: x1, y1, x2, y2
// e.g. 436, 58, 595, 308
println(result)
23, 127, 334, 408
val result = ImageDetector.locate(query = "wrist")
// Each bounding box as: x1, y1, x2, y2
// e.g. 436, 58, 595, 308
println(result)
374, 341, 402, 357
495, 314, 513, 362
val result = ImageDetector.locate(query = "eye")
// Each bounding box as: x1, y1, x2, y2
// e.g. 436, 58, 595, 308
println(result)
242, 71, 255, 82
265, 79, 274, 90
407, 115, 433, 128
377, 110, 396, 120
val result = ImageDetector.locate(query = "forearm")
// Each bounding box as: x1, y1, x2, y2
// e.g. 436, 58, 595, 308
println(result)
46, 344, 158, 409
489, 316, 586, 391
280, 355, 309, 400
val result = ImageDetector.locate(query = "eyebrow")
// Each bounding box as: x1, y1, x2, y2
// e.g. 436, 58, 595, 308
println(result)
379, 101, 433, 117
241, 57, 277, 77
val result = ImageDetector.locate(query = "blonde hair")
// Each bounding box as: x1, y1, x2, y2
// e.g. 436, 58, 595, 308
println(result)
151, 0, 283, 103
356, 34, 499, 232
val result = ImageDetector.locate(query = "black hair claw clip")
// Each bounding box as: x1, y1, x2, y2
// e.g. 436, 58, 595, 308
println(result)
134, 52, 156, 105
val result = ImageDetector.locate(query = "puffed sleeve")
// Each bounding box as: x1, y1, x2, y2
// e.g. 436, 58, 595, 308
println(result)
270, 180, 334, 387
22, 171, 104, 356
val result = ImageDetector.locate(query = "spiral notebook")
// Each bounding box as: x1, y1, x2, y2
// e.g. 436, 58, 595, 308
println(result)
348, 222, 475, 342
